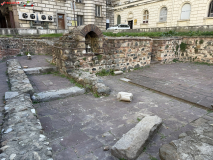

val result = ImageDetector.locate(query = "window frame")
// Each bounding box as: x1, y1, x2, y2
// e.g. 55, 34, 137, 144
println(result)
143, 10, 149, 24
159, 7, 167, 22
76, 0, 83, 3
77, 15, 83, 26
95, 5, 101, 17
209, 1, 213, 17
117, 15, 121, 24
180, 3, 191, 20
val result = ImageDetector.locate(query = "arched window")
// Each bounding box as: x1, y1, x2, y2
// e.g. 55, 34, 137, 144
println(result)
209, 1, 213, 17
159, 7, 167, 22
117, 15, 121, 24
181, 4, 191, 19
143, 10, 149, 23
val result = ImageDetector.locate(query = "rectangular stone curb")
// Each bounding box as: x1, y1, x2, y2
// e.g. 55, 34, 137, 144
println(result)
23, 67, 57, 75
32, 87, 85, 102
111, 115, 162, 160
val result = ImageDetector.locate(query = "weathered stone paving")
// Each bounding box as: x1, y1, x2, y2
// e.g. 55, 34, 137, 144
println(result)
29, 69, 210, 160
160, 117, 213, 160
2, 56, 213, 160
126, 62, 213, 109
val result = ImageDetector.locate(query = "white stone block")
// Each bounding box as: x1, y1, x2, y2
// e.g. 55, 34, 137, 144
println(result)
117, 92, 133, 102
111, 115, 162, 160
114, 71, 123, 75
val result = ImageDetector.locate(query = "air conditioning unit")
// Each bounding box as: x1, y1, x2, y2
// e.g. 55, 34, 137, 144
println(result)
47, 15, 54, 22
38, 14, 54, 22
29, 13, 36, 20
38, 14, 47, 21
18, 12, 36, 21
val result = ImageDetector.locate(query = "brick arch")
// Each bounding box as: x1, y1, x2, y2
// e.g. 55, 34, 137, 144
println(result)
73, 24, 103, 38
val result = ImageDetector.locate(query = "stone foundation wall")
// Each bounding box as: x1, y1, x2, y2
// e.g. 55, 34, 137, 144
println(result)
52, 36, 152, 73
178, 37, 213, 63
0, 59, 53, 160
152, 38, 181, 64
0, 37, 57, 59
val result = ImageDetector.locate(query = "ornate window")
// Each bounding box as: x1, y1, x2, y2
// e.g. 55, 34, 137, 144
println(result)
117, 15, 121, 24
143, 10, 149, 23
209, 1, 213, 17
181, 4, 191, 19
159, 7, 167, 22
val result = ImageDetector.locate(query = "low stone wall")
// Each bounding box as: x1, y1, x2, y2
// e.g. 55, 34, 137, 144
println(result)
178, 37, 213, 63
7, 59, 34, 95
152, 38, 181, 64
0, 59, 53, 160
0, 37, 56, 59
0, 28, 68, 35
1, 94, 53, 160
52, 36, 152, 73
103, 25, 213, 33
68, 70, 111, 95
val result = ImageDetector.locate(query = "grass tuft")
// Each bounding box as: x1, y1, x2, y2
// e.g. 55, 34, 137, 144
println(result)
40, 33, 63, 38
103, 30, 213, 37
96, 69, 115, 76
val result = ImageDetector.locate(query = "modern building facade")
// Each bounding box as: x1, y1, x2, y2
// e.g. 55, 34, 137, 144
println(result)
113, 0, 213, 29
0, 0, 114, 30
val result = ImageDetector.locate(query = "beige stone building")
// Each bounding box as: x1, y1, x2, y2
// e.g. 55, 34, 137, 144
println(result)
113, 0, 213, 29
0, 0, 112, 30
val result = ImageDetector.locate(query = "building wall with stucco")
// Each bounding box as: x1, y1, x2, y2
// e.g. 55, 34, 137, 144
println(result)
113, 0, 213, 29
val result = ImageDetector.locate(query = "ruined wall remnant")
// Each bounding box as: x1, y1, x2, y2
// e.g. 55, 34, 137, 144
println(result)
152, 38, 181, 64
2, 25, 213, 72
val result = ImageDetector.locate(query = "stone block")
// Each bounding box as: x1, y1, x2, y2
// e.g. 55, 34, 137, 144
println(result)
111, 115, 162, 160
114, 71, 123, 75
5, 92, 19, 100
117, 92, 133, 102
32, 87, 85, 102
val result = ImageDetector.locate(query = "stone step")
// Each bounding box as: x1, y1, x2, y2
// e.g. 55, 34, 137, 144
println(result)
111, 115, 162, 160
23, 67, 57, 75
32, 87, 85, 102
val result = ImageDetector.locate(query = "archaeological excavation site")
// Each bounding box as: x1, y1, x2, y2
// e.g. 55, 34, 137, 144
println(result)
1, 24, 213, 160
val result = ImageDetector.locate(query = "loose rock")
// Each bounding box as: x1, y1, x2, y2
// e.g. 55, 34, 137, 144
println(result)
117, 92, 133, 102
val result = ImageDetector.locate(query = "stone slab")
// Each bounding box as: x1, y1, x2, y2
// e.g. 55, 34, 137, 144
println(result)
23, 67, 57, 75
120, 78, 131, 82
111, 115, 162, 160
5, 92, 19, 100
32, 87, 85, 102
159, 121, 213, 160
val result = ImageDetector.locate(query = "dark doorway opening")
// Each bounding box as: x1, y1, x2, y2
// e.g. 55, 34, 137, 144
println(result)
58, 14, 65, 29
106, 23, 109, 30
85, 31, 99, 53
128, 20, 133, 29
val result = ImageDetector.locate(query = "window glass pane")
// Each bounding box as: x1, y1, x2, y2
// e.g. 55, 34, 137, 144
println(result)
181, 4, 191, 19
209, 2, 213, 17
160, 7, 167, 21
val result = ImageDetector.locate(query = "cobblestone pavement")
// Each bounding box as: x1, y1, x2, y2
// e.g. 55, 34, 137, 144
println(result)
31, 71, 211, 160
126, 62, 213, 109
